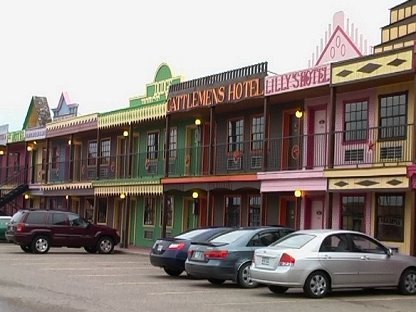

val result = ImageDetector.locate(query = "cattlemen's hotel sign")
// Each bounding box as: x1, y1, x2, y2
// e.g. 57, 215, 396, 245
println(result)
167, 69, 265, 113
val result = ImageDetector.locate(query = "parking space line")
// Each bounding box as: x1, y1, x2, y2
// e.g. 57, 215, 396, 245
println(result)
74, 273, 156, 277
105, 281, 163, 286
148, 290, 225, 295
39, 266, 151, 271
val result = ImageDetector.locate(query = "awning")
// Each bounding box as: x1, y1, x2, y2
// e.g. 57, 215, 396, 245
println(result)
94, 184, 163, 196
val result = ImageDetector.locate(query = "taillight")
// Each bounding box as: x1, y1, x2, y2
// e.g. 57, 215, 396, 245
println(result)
168, 242, 185, 250
204, 250, 228, 259
278, 253, 295, 266
16, 223, 25, 232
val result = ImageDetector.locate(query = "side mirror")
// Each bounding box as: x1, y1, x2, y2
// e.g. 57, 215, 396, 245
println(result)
386, 248, 393, 256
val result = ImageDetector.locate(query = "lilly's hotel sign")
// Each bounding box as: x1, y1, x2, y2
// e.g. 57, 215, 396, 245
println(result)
265, 64, 330, 96
167, 78, 264, 113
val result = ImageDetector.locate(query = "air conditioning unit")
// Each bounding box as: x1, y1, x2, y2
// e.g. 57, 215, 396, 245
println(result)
250, 155, 262, 169
227, 156, 242, 170
380, 146, 402, 160
344, 149, 364, 162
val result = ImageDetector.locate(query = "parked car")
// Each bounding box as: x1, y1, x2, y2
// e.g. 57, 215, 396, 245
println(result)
0, 216, 12, 241
6, 209, 120, 254
250, 229, 416, 298
185, 226, 294, 288
150, 227, 234, 276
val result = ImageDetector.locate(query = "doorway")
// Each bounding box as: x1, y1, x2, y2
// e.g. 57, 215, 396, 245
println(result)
182, 198, 197, 231
184, 126, 200, 176
279, 196, 297, 229
307, 107, 327, 168
281, 110, 302, 170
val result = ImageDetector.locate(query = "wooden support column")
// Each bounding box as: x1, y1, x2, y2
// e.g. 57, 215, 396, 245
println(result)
262, 97, 269, 171
208, 107, 215, 175
161, 115, 171, 238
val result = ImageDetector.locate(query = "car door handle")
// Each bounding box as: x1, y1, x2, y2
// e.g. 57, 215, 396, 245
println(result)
360, 256, 369, 260
321, 254, 331, 259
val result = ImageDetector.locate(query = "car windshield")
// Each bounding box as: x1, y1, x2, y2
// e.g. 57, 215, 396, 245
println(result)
210, 230, 252, 244
10, 211, 25, 224
175, 229, 211, 240
270, 233, 316, 248
0, 218, 11, 225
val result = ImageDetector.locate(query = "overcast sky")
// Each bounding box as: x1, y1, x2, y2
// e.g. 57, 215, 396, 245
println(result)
0, 0, 401, 131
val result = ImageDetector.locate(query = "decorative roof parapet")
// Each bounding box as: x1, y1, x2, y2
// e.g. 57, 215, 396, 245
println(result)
7, 130, 25, 144
93, 179, 162, 196
98, 103, 166, 129
40, 182, 93, 191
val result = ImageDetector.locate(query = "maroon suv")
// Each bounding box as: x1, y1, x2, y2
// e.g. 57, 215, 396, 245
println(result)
6, 210, 120, 254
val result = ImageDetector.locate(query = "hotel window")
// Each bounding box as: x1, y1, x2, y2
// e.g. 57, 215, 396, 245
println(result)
225, 196, 241, 227
100, 139, 111, 165
344, 100, 368, 142
51, 148, 58, 169
251, 116, 264, 151
249, 196, 261, 226
169, 128, 177, 159
144, 197, 156, 226
97, 198, 107, 224
228, 118, 244, 152
160, 196, 174, 227
88, 140, 97, 166
379, 93, 407, 140
341, 195, 365, 232
375, 194, 404, 242
147, 132, 159, 160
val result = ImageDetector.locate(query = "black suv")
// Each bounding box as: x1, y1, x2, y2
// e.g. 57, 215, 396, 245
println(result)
6, 210, 120, 254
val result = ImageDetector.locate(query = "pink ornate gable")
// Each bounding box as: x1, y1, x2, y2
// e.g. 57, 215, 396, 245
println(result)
310, 11, 367, 67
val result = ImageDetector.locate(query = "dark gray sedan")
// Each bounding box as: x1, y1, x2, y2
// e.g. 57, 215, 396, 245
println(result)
185, 226, 294, 288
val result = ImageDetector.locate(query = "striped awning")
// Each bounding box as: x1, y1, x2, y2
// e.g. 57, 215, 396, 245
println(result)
40, 182, 93, 191
98, 104, 166, 128
94, 184, 163, 196
46, 114, 98, 130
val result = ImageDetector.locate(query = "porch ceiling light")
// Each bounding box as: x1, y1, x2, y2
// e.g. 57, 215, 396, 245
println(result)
24, 194, 30, 200
120, 193, 126, 199
295, 110, 303, 119
26, 145, 33, 152
194, 118, 201, 126
294, 190, 302, 198
0, 150, 4, 156
123, 130, 129, 137
192, 191, 199, 199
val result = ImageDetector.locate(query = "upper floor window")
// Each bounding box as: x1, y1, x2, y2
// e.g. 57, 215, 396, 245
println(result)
169, 128, 177, 158
228, 118, 244, 152
379, 93, 407, 140
251, 115, 264, 151
344, 100, 368, 142
88, 141, 97, 166
100, 139, 111, 165
147, 132, 159, 160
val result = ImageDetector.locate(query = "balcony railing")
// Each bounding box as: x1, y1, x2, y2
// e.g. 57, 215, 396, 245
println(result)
1, 124, 414, 186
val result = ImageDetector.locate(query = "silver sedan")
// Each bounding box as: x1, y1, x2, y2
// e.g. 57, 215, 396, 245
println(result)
250, 229, 416, 298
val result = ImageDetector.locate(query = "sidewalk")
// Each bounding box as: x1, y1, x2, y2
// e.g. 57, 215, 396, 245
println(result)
115, 245, 151, 256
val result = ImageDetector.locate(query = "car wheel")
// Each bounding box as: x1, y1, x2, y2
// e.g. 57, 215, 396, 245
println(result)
208, 278, 225, 285
84, 246, 97, 254
303, 271, 330, 298
399, 269, 416, 295
20, 245, 32, 253
268, 285, 289, 294
97, 236, 114, 254
163, 268, 183, 277
31, 236, 50, 254
237, 262, 258, 288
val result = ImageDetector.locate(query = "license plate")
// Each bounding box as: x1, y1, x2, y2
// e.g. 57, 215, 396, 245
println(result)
261, 257, 270, 265
157, 244, 163, 252
192, 251, 204, 260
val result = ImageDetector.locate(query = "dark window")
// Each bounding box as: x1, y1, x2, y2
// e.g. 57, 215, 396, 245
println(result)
251, 116, 264, 151
51, 147, 58, 169
341, 195, 365, 232
68, 213, 87, 227
160, 196, 173, 227
376, 194, 404, 242
225, 196, 240, 227
248, 196, 261, 226
228, 119, 244, 152
169, 128, 177, 158
147, 132, 159, 160
25, 212, 46, 225
344, 100, 368, 142
50, 213, 67, 226
379, 93, 407, 139
88, 141, 97, 166
144, 197, 156, 225
97, 198, 107, 223
100, 139, 110, 165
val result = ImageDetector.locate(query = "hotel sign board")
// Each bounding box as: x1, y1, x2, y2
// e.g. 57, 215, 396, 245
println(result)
265, 64, 330, 96
167, 78, 263, 113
